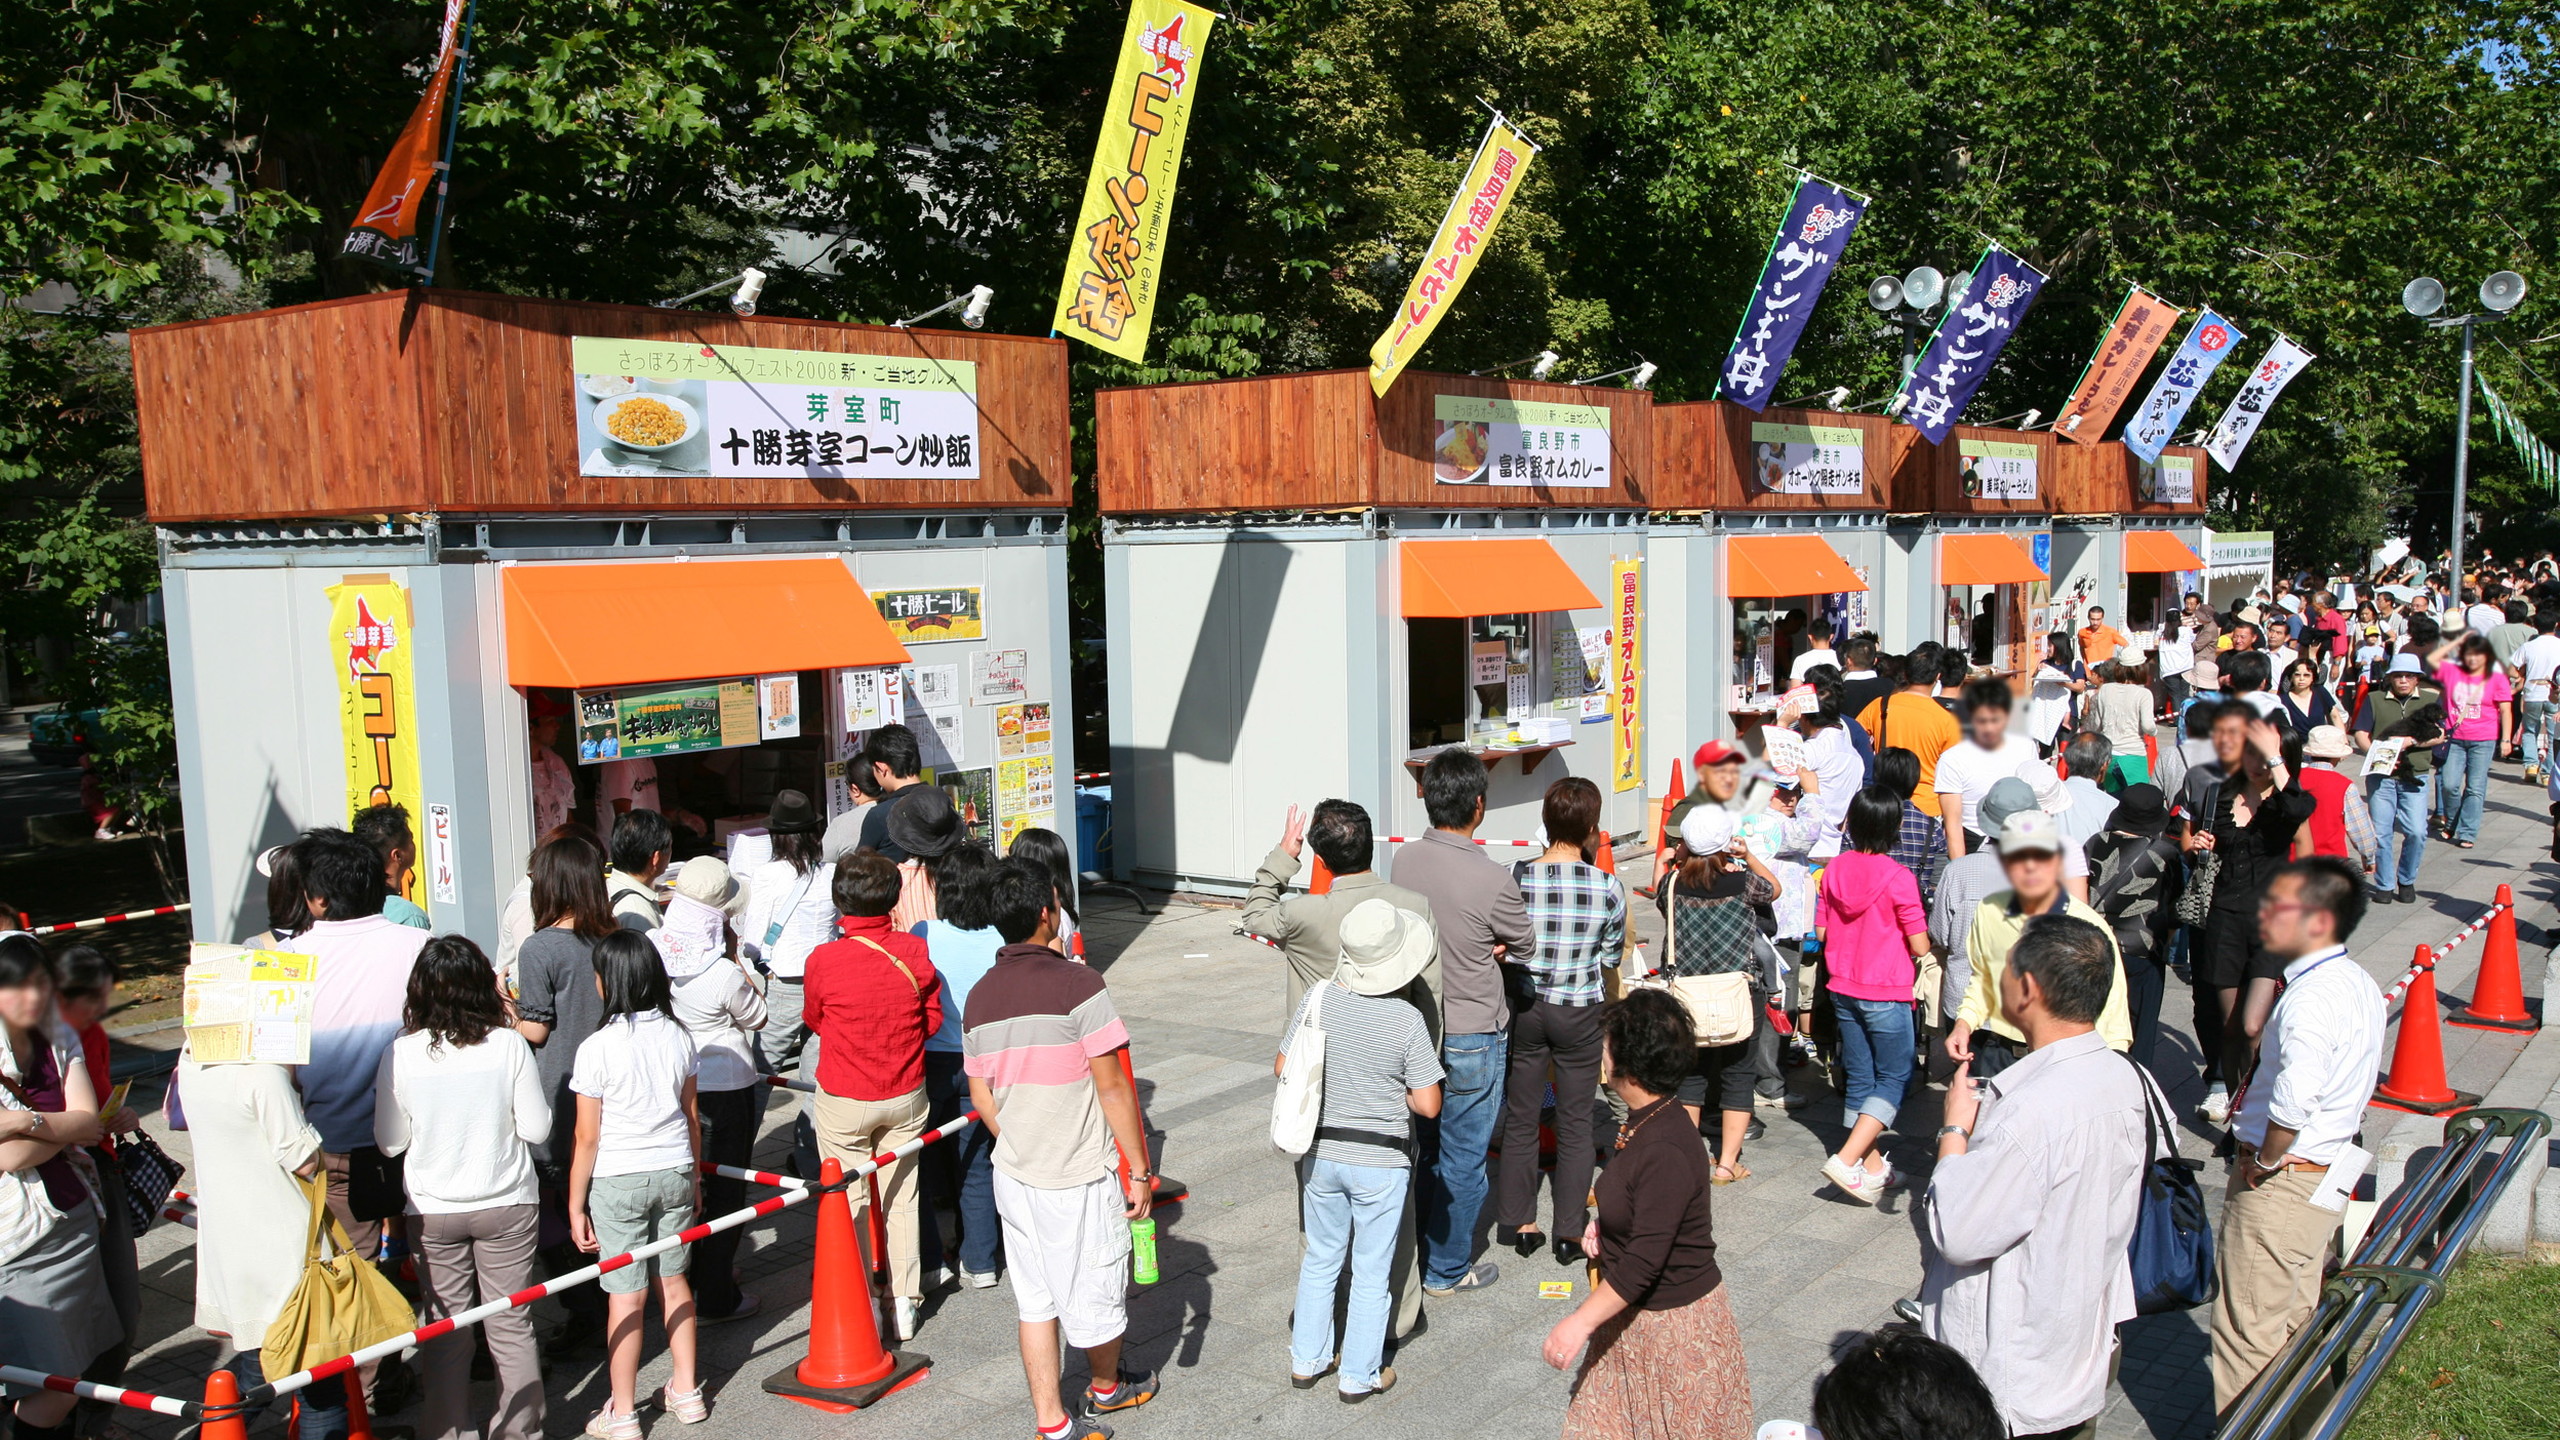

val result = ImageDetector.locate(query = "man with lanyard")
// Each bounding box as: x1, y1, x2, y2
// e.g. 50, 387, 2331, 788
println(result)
2210, 858, 2384, 1412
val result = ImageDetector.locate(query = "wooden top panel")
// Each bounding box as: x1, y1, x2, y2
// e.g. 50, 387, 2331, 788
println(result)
1653, 402, 1893, 512
135, 289, 1072, 522
1097, 369, 1652, 513
1888, 424, 2056, 514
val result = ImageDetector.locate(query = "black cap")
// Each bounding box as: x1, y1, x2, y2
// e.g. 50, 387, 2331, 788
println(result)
2109, 784, 2170, 837
767, 789, 822, 835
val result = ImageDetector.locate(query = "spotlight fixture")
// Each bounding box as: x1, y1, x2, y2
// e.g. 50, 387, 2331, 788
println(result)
655, 267, 771, 315
895, 284, 997, 330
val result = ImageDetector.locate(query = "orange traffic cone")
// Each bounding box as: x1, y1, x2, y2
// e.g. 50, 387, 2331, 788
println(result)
203, 1368, 250, 1440
342, 1370, 374, 1440
1311, 855, 1336, 895
2373, 950, 2479, 1115
1115, 1046, 1188, 1205
1594, 833, 1617, 875
2452, 884, 2538, 1031
1641, 762, 1685, 897
762, 1157, 929, 1411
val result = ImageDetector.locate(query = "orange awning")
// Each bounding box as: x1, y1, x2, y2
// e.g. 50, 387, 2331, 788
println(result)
1400, 538, 1603, 618
504, 557, 911, 689
1725, 536, 1867, 598
2123, 529, 2206, 573
1939, 534, 2048, 587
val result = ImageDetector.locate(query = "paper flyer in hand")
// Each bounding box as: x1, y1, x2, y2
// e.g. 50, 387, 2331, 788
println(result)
2361, 737, 2408, 779
183, 944, 319, 1064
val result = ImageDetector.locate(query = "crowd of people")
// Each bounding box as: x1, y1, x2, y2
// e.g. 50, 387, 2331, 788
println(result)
5, 553, 2554, 1440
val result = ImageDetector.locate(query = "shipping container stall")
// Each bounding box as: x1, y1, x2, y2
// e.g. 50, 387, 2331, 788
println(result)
1889, 423, 2063, 680
1098, 369, 1654, 893
136, 289, 1074, 948
1652, 403, 1901, 757
2051, 440, 2212, 638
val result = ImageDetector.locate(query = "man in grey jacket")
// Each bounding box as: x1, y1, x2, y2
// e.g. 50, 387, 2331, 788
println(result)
1242, 797, 1444, 1340
1391, 749, 1536, 1297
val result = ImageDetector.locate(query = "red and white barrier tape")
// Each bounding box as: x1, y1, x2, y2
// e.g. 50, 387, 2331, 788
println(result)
2381, 957, 2435, 1008
1376, 836, 1540, 847
30, 902, 191, 936
244, 1112, 979, 1403
763, 1072, 819, 1094
703, 1160, 806, 1189
2429, 901, 2506, 961
0, 1367, 197, 1418
2373, 899, 2511, 1007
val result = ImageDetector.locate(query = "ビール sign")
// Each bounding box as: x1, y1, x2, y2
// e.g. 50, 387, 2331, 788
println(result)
571, 336, 979, 481
874, 587, 985, 643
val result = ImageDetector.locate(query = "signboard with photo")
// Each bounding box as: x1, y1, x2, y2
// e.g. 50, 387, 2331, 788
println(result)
875, 586, 985, 643
1748, 422, 1864, 495
2141, 454, 2198, 504
574, 677, 759, 763
1431, 395, 1612, 489
571, 336, 979, 481
1958, 438, 2039, 500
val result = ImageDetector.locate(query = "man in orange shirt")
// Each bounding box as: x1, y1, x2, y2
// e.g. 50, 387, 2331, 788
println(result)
1860, 643, 1963, 821
2078, 606, 2129, 666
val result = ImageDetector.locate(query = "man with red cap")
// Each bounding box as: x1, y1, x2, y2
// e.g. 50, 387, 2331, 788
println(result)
1658, 740, 1749, 892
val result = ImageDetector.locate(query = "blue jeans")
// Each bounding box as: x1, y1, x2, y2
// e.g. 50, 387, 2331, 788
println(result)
1834, 995, 1914, 1129
2369, 774, 2432, 889
920, 1050, 1002, 1276
1422, 1030, 1507, 1289
1291, 1159, 1412, 1392
226, 1348, 348, 1440
2523, 699, 2557, 770
2435, 738, 2495, 842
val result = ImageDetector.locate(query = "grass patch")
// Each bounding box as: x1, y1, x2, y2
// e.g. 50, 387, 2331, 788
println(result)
2345, 1254, 2560, 1440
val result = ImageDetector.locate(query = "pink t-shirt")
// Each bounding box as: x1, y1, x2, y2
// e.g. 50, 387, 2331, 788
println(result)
2435, 662, 2512, 742
1814, 850, 1929, 1002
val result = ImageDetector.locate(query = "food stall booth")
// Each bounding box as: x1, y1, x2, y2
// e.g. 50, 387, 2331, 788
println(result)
1097, 368, 1653, 894
134, 289, 1074, 947
1649, 402, 1906, 751
1879, 422, 2064, 679
2050, 440, 2212, 639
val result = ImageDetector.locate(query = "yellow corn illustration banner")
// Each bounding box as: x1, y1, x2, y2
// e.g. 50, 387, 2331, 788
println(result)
330, 577, 427, 910
1051, 0, 1218, 361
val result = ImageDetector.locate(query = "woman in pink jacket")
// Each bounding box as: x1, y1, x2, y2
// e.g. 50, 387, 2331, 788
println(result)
1813, 786, 1932, 1206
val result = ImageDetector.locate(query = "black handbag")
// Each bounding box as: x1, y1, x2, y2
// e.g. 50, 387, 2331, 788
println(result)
2126, 1055, 2217, 1314
341, 1144, 408, 1223
112, 1131, 185, 1234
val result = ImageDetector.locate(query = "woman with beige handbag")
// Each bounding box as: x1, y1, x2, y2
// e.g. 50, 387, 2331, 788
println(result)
1643, 806, 1781, 1185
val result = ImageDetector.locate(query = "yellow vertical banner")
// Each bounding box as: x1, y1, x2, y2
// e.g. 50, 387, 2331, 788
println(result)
1610, 558, 1643, 792
1368, 119, 1537, 398
1051, 0, 1218, 362
329, 577, 427, 909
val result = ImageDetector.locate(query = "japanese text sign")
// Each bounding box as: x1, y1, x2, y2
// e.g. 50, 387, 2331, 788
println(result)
1748, 422, 1864, 495
2124, 309, 2245, 465
1718, 176, 1866, 410
1431, 396, 1612, 488
2142, 454, 2197, 504
571, 336, 979, 481
1611, 558, 1643, 792
1957, 438, 2039, 500
340, 0, 467, 282
1051, 0, 1218, 361
329, 578, 426, 913
2203, 336, 2316, 472
2054, 285, 2178, 444
1896, 247, 2047, 444
1369, 119, 1536, 397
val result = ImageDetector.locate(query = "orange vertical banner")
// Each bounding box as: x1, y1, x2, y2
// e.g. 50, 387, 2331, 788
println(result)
2053, 285, 2179, 444
341, 0, 469, 281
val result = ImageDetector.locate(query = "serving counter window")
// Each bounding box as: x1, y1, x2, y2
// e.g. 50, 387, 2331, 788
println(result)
1935, 534, 2050, 679
528, 671, 829, 854
1399, 537, 1605, 766
1723, 534, 1870, 710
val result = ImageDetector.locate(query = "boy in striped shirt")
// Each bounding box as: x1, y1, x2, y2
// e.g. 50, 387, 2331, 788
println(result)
964, 858, 1158, 1438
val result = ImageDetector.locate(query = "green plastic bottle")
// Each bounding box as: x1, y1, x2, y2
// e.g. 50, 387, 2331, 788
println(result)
1130, 1217, 1159, 1285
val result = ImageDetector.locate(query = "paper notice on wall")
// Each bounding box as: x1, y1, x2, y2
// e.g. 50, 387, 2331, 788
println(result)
1506, 663, 1532, 718
997, 701, 1054, 759
840, 667, 904, 733
1577, 626, 1613, 720
970, 649, 1029, 704
904, 664, 961, 712
998, 755, 1058, 850
757, 673, 803, 740
1754, 636, 1777, 691
1471, 641, 1508, 687
426, 802, 458, 906
916, 706, 967, 769
183, 944, 318, 1065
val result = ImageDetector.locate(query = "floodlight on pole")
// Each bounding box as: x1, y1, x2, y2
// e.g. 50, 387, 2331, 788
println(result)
2404, 269, 2531, 587
1473, 349, 1561, 380
1570, 357, 1655, 390
895, 284, 996, 330
656, 267, 770, 316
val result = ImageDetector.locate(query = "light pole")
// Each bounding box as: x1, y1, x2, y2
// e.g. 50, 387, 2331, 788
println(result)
1864, 265, 1969, 392
2404, 271, 2528, 587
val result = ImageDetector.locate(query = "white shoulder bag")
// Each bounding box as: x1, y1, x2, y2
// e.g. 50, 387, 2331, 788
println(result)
1270, 980, 1330, 1156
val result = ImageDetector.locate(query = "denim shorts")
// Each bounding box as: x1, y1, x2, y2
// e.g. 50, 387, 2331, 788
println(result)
587, 1168, 695, 1293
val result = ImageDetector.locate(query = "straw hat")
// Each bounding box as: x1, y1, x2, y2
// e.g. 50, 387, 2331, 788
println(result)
670, 855, 743, 914
1334, 899, 1436, 997
2303, 725, 2354, 761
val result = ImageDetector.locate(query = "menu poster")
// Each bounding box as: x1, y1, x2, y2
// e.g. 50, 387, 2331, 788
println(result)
997, 701, 1054, 759
1576, 626, 1613, 721
998, 755, 1058, 850
970, 648, 1029, 704
184, 944, 319, 1065
757, 673, 803, 740
575, 677, 758, 764
840, 667, 904, 733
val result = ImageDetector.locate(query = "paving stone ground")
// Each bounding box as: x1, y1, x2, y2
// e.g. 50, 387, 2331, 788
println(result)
85, 741, 2558, 1440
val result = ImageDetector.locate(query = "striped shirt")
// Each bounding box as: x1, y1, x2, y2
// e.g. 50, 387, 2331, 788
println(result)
962, 942, 1130, 1189
1510, 860, 1625, 1005
1281, 983, 1444, 1168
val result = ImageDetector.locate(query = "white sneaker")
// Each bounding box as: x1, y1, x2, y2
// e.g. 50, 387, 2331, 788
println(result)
894, 1295, 920, 1340
922, 1265, 955, 1292
963, 1268, 1002, 1290
2198, 1087, 2231, 1125
1822, 1155, 1882, 1205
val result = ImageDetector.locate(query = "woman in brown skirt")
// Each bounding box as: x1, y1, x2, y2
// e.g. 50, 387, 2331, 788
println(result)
1542, 987, 1753, 1440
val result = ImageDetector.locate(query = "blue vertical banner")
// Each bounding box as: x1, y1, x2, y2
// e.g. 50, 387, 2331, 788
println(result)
2122, 310, 2245, 465
1715, 175, 1867, 410
1894, 246, 2047, 443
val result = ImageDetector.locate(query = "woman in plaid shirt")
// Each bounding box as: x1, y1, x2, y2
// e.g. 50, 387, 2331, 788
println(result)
1493, 777, 1624, 1269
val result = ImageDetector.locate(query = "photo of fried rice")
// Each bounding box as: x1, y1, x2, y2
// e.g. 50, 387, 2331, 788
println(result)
602, 395, 690, 448
1435, 420, 1489, 482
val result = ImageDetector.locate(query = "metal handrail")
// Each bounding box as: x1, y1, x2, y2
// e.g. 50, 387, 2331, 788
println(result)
2215, 1107, 2551, 1440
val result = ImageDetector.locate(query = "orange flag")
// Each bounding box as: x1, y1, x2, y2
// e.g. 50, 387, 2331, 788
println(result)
341, 0, 469, 282
2053, 285, 2178, 445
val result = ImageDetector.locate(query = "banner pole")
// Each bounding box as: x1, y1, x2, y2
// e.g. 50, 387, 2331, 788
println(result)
420, 0, 477, 287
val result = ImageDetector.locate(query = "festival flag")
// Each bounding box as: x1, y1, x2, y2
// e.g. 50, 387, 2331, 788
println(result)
1368, 117, 1538, 397
2203, 336, 2317, 471
2053, 285, 2179, 444
1050, 0, 1219, 362
1715, 175, 1867, 411
341, 0, 471, 283
2123, 310, 2244, 465
1894, 246, 2046, 444
2480, 379, 2560, 497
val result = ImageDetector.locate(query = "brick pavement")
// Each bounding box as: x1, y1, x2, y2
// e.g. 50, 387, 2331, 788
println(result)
85, 754, 2556, 1440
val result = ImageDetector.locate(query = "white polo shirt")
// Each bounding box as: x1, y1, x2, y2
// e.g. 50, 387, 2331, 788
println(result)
2233, 945, 2385, 1165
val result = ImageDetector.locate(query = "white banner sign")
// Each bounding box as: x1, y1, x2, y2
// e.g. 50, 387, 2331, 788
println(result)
2143, 454, 2197, 504
1957, 438, 2039, 500
2203, 336, 2317, 472
1749, 422, 1863, 494
572, 336, 981, 481
1432, 396, 1612, 489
